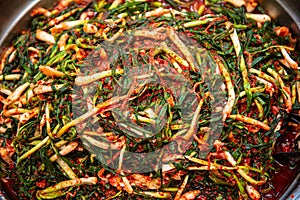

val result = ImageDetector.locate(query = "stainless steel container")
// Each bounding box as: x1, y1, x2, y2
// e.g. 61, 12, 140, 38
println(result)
0, 0, 299, 199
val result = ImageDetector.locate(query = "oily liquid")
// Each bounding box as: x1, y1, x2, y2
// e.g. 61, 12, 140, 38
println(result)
264, 130, 299, 199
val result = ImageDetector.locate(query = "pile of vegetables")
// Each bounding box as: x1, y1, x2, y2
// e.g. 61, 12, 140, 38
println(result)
0, 0, 299, 199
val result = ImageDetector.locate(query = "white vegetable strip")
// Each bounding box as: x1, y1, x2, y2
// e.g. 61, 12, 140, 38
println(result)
18, 136, 50, 163
0, 46, 15, 74
0, 74, 21, 81
182, 14, 218, 28
56, 157, 78, 179
169, 9, 187, 17
145, 7, 169, 18
118, 143, 126, 171
56, 95, 127, 137
135, 191, 172, 198
107, 18, 126, 43
50, 20, 87, 34
58, 33, 69, 51
39, 65, 65, 77
239, 87, 264, 98
170, 59, 183, 73
132, 7, 170, 19
45, 102, 53, 138
33, 84, 65, 94
246, 185, 261, 200
36, 30, 55, 44
3, 108, 29, 117
249, 68, 277, 85
292, 84, 296, 104
167, 28, 196, 71
28, 47, 40, 55
229, 115, 270, 131
188, 165, 236, 170
48, 8, 81, 27
125, 29, 167, 40
19, 107, 39, 124
83, 23, 98, 34
161, 43, 189, 68
109, 0, 122, 10
82, 135, 125, 150
121, 172, 133, 194
174, 174, 189, 200
186, 156, 238, 170
36, 177, 97, 195
182, 99, 203, 140
224, 0, 245, 7
5, 82, 30, 105
267, 67, 292, 111
19, 88, 34, 105
246, 13, 271, 24
0, 147, 14, 166
280, 47, 298, 70
50, 141, 78, 162
180, 190, 201, 200
256, 77, 274, 96
215, 56, 235, 121
224, 151, 266, 186
129, 113, 156, 124
0, 88, 11, 96
225, 22, 252, 106
31, 7, 52, 17
8, 50, 17, 63
75, 69, 124, 86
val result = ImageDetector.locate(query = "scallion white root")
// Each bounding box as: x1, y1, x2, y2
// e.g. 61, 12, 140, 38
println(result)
0, 74, 22, 81
174, 174, 189, 200
50, 141, 78, 162
224, 151, 266, 186
5, 82, 30, 105
75, 69, 124, 86
18, 136, 50, 163
215, 56, 235, 121
267, 67, 292, 111
48, 8, 81, 27
0, 46, 15, 74
246, 13, 271, 24
224, 0, 245, 7
280, 47, 298, 70
36, 177, 97, 198
50, 20, 87, 34
229, 115, 270, 131
56, 157, 78, 179
36, 30, 55, 44
39, 65, 65, 77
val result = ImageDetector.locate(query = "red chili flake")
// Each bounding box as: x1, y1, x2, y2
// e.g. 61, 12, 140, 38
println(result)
271, 106, 280, 116
194, 175, 205, 182
265, 86, 274, 94
36, 179, 47, 188
264, 137, 269, 143
243, 157, 251, 166
280, 140, 292, 152
275, 26, 290, 37
197, 195, 208, 200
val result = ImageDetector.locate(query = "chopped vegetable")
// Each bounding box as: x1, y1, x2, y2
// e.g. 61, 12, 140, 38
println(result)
0, 0, 299, 199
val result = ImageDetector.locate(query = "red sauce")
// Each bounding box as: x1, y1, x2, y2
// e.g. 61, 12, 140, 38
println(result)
1, 178, 18, 200
263, 129, 299, 200
271, 162, 298, 199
